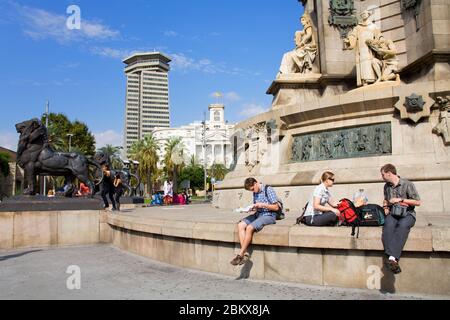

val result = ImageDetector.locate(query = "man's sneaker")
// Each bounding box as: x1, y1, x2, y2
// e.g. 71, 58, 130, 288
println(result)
230, 255, 244, 266
387, 259, 402, 274
240, 253, 250, 265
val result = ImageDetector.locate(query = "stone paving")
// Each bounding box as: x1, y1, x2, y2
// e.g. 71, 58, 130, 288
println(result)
0, 245, 447, 300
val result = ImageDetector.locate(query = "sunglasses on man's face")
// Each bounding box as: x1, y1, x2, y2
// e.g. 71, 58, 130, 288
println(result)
328, 178, 335, 182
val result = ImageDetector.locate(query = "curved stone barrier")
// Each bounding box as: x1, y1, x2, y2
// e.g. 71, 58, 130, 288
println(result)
106, 213, 450, 296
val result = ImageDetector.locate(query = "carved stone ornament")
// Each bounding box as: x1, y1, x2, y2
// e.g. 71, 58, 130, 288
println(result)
432, 96, 450, 146
405, 94, 425, 113
401, 0, 422, 15
244, 122, 269, 171
402, 0, 422, 30
394, 93, 434, 123
328, 0, 358, 38
292, 123, 392, 162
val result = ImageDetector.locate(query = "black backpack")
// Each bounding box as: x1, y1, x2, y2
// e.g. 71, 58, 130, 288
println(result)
264, 185, 285, 220
296, 202, 309, 225
357, 204, 385, 226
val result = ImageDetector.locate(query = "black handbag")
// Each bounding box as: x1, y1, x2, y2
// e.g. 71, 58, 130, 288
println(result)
390, 203, 409, 217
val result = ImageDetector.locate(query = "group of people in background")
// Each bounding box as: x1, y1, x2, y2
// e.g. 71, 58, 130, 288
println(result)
150, 180, 191, 206
231, 164, 421, 276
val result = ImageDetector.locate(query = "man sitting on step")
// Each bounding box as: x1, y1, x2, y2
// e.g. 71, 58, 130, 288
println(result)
230, 178, 280, 266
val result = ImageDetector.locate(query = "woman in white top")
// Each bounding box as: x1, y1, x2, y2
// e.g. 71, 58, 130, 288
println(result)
303, 171, 341, 226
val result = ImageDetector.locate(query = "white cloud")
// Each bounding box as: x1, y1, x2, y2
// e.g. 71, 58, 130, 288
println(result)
94, 130, 123, 149
15, 3, 119, 43
239, 104, 269, 118
90, 47, 136, 60
170, 53, 234, 75
0, 132, 19, 152
164, 30, 178, 37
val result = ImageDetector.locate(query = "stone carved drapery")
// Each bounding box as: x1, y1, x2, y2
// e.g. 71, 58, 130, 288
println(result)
432, 96, 450, 146
279, 13, 318, 75
328, 0, 358, 39
292, 123, 392, 162
367, 37, 400, 83
344, 10, 382, 87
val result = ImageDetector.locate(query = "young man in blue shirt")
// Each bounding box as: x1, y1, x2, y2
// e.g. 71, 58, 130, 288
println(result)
230, 178, 280, 266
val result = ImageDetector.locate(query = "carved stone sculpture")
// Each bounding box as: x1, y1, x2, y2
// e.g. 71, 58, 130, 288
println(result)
328, 0, 358, 38
432, 96, 450, 145
404, 94, 425, 113
344, 10, 382, 87
278, 13, 318, 75
367, 37, 400, 83
15, 118, 102, 197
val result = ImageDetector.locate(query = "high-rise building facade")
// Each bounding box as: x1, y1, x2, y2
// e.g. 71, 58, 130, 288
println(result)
123, 52, 171, 152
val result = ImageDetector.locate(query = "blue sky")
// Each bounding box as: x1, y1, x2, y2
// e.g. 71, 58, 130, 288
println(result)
0, 0, 304, 150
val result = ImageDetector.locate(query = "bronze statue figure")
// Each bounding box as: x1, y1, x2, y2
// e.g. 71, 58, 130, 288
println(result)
15, 118, 102, 197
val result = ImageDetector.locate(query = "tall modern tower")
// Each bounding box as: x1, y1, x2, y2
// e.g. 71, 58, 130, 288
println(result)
123, 52, 171, 152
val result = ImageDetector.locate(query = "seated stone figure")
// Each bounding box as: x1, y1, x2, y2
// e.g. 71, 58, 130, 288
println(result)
278, 13, 318, 76
367, 37, 399, 83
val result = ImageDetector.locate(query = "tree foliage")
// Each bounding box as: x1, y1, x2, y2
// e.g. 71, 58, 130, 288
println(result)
179, 163, 204, 191
163, 137, 186, 193
0, 152, 10, 177
98, 144, 123, 170
129, 135, 160, 195
209, 163, 229, 181
41, 113, 96, 156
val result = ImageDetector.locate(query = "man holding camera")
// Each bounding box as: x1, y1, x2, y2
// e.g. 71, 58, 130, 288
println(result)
381, 164, 421, 274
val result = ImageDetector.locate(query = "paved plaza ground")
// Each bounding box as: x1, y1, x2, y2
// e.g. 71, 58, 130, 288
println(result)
0, 244, 447, 300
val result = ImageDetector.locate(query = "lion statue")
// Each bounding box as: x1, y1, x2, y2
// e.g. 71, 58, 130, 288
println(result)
15, 118, 102, 197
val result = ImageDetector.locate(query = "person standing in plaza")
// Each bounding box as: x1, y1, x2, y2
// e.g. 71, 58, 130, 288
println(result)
114, 172, 124, 211
101, 164, 117, 211
381, 164, 421, 274
230, 178, 280, 266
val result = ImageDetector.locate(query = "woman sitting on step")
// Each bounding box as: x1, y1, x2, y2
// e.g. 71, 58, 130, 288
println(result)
302, 171, 341, 226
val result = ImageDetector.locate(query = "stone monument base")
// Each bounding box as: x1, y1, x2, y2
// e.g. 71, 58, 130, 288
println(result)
0, 196, 103, 212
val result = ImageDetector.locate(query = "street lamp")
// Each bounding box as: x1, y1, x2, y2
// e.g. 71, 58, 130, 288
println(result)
67, 134, 74, 152
201, 112, 210, 201
42, 101, 50, 196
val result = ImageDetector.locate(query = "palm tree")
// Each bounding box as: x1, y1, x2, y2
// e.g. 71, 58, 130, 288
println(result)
129, 135, 159, 195
190, 155, 199, 167
98, 144, 122, 169
209, 163, 229, 181
163, 137, 186, 193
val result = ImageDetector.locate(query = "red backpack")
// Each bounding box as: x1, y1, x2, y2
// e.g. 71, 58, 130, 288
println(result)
337, 198, 360, 237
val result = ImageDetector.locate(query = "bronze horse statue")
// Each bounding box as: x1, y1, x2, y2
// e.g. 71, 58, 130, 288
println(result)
15, 118, 102, 197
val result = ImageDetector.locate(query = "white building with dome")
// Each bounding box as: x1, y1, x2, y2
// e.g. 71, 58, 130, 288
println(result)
152, 104, 235, 168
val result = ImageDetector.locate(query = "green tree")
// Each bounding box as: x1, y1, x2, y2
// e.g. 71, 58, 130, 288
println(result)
209, 163, 229, 181
179, 163, 204, 192
41, 113, 96, 156
98, 144, 123, 169
163, 137, 186, 193
0, 152, 10, 177
129, 135, 159, 195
